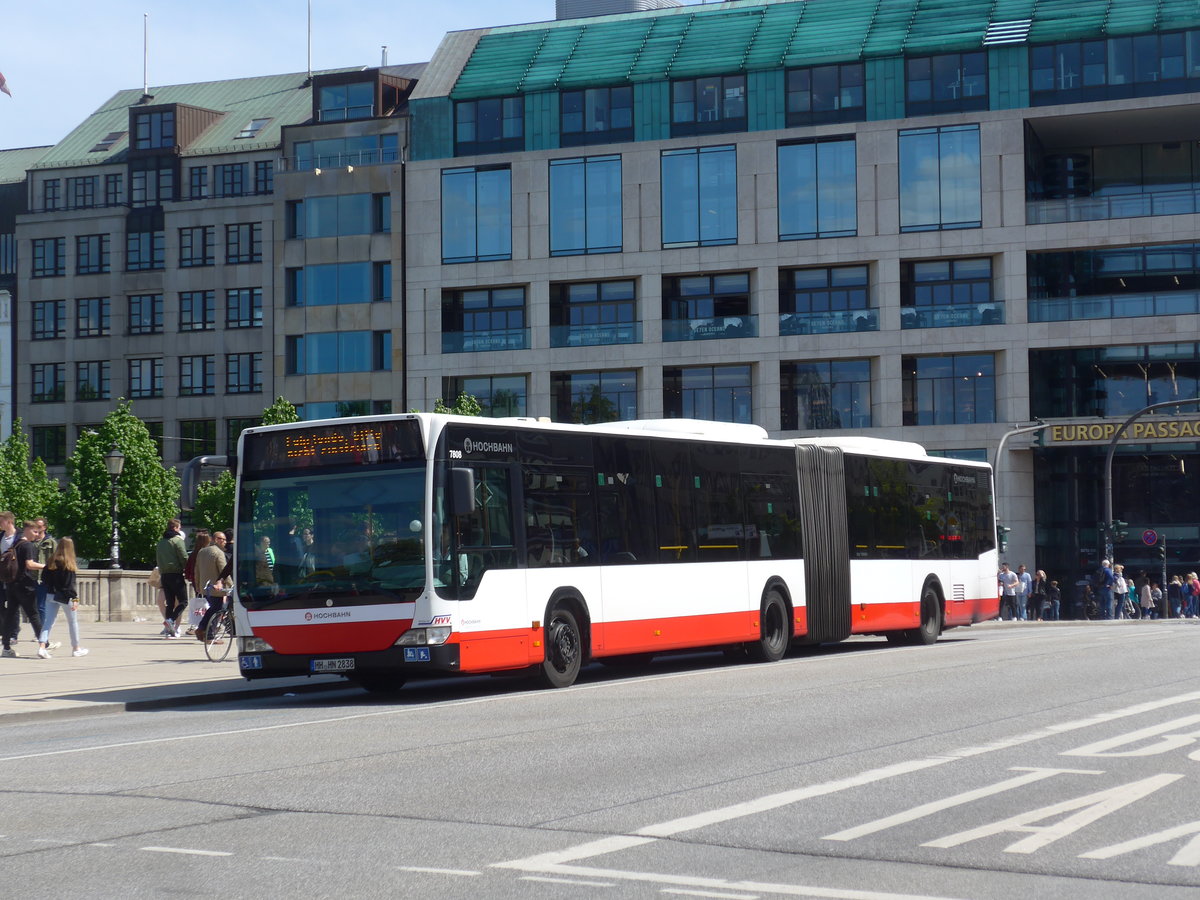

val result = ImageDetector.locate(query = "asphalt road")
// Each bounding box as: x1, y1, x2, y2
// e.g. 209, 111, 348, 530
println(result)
2, 620, 1198, 900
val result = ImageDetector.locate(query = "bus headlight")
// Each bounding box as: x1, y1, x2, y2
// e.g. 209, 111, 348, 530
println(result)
396, 626, 452, 647
240, 636, 273, 653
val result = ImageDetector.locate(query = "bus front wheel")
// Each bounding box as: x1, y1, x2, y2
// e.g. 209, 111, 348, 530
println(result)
747, 589, 789, 662
540, 607, 583, 688
912, 586, 943, 645
355, 673, 407, 694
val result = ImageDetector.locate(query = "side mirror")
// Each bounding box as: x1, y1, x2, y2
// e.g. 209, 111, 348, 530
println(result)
180, 455, 234, 510
450, 467, 476, 517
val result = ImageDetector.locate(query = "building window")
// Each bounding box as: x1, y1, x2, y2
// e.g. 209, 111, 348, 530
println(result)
902, 354, 996, 426
32, 363, 66, 403
75, 297, 110, 337
133, 110, 175, 149
75, 234, 110, 274
318, 82, 374, 121
288, 194, 387, 238
662, 272, 754, 342
285, 331, 391, 374
901, 258, 1000, 328
664, 364, 752, 423
214, 163, 248, 198
225, 223, 262, 264
31, 426, 67, 466
129, 158, 175, 205
254, 160, 274, 194
905, 52, 988, 116
179, 420, 217, 461
188, 166, 208, 199
31, 300, 66, 340
128, 358, 164, 399
104, 173, 124, 206
786, 63, 866, 127
549, 279, 638, 348
180, 291, 216, 332
443, 375, 527, 418
32, 237, 66, 277
42, 179, 61, 211
237, 117, 272, 139
76, 360, 111, 401
179, 226, 215, 267
778, 137, 857, 240
1030, 343, 1200, 419
561, 86, 633, 146
551, 370, 637, 423
454, 96, 524, 156
91, 131, 126, 153
180, 355, 216, 396
549, 155, 622, 256
226, 352, 263, 394
661, 145, 737, 248
671, 75, 746, 137
441, 287, 527, 353
226, 417, 261, 456
780, 359, 872, 430
67, 176, 98, 209
293, 134, 398, 170
779, 265, 875, 335
226, 287, 262, 328
899, 125, 981, 232
375, 262, 392, 302
126, 230, 164, 271
129, 293, 163, 335
0, 235, 11, 275
441, 166, 512, 264
286, 262, 380, 307
1031, 31, 1200, 106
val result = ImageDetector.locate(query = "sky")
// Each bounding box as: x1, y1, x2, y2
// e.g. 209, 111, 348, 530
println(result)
1, 0, 704, 150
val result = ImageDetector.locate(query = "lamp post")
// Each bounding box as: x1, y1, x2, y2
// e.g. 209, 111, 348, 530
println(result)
104, 443, 125, 569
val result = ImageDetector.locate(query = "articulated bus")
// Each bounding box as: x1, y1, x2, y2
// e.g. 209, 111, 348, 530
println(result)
210, 414, 998, 691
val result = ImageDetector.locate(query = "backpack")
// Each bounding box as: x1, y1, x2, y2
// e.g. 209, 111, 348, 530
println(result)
0, 542, 21, 584
1090, 568, 1107, 590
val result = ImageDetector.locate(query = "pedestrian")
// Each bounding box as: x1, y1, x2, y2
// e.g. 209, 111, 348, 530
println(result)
1146, 580, 1162, 620
0, 511, 19, 647
1029, 569, 1048, 620
1095, 559, 1115, 619
184, 530, 211, 635
155, 519, 189, 639
1016, 564, 1032, 620
1046, 579, 1061, 621
33, 517, 56, 627
39, 536, 87, 657
1188, 572, 1200, 618
1, 521, 48, 658
1168, 575, 1184, 618
195, 531, 231, 642
998, 562, 1020, 620
1135, 572, 1151, 620
1112, 564, 1128, 619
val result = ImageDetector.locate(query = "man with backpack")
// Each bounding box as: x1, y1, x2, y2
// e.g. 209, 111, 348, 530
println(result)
2, 521, 49, 658
1094, 559, 1116, 620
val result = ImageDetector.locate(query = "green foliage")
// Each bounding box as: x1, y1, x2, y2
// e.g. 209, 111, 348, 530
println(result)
193, 470, 235, 535
0, 419, 61, 524
572, 386, 618, 424
57, 401, 180, 567
432, 392, 483, 417
261, 396, 300, 426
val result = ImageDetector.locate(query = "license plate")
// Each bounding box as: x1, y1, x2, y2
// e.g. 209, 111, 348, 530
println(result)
239, 655, 262, 670
311, 657, 355, 673
403, 647, 431, 662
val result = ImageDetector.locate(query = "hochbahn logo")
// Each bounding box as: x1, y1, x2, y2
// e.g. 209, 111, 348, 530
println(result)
303, 610, 353, 622
463, 437, 514, 455
1049, 418, 1200, 443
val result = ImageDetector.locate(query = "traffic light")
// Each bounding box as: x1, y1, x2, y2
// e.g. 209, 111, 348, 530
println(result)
997, 524, 1011, 553
1112, 519, 1129, 541
1158, 543, 1167, 560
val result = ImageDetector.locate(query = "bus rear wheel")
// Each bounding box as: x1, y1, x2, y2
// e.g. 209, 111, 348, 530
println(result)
747, 589, 789, 662
912, 586, 943, 645
540, 607, 582, 688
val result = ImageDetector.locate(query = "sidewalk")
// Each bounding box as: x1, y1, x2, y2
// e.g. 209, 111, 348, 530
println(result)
0, 619, 344, 724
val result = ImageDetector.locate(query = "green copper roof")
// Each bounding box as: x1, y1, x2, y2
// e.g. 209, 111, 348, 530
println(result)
449, 0, 1200, 99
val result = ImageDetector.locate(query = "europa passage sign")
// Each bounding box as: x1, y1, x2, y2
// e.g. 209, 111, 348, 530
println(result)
1047, 419, 1200, 443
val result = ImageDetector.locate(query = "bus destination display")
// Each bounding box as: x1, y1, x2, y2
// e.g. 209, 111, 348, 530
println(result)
242, 420, 424, 473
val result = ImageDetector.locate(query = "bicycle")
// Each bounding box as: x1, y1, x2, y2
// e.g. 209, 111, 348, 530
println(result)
203, 600, 236, 662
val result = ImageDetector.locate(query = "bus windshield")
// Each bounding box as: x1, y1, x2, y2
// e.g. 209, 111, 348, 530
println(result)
236, 464, 428, 605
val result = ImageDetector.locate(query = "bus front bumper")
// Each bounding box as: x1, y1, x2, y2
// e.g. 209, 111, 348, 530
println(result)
237, 643, 461, 680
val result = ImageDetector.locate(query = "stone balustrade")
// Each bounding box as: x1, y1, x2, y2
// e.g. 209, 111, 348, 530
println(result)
74, 569, 161, 622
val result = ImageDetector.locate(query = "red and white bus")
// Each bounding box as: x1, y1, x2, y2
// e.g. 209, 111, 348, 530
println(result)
218, 414, 998, 691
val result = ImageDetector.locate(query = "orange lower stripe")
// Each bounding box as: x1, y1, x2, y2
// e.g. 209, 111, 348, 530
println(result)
256, 620, 410, 655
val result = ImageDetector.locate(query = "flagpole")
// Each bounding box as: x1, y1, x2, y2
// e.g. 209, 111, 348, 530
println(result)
307, 0, 312, 82
143, 12, 149, 96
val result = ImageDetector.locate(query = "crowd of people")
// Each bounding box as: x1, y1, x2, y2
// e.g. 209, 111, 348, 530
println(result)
0, 512, 85, 658
999, 557, 1199, 621
150, 518, 233, 642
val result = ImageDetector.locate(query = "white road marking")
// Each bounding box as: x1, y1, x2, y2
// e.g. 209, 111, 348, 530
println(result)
1081, 820, 1200, 866
520, 875, 616, 887
661, 889, 758, 899
822, 767, 1103, 841
141, 845, 232, 856
1062, 714, 1200, 758
396, 865, 481, 876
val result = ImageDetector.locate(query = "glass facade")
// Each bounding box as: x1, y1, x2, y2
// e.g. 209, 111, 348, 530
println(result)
549, 279, 638, 348
318, 82, 373, 121
561, 87, 633, 147
549, 155, 622, 256
551, 370, 637, 424
780, 359, 872, 431
287, 263, 379, 306
662, 272, 754, 342
779, 265, 875, 335
664, 364, 752, 423
899, 125, 981, 232
444, 375, 527, 418
76, 361, 110, 401
180, 291, 216, 332
1031, 30, 1200, 106
75, 297, 110, 338
441, 287, 527, 353
32, 238, 65, 277
777, 137, 856, 240
31, 363, 65, 403
786, 63, 865, 127
32, 300, 65, 340
661, 145, 737, 248
225, 223, 262, 263
226, 288, 263, 328
129, 294, 163, 334
901, 257, 1000, 328
75, 234, 110, 274
288, 194, 388, 238
286, 331, 391, 375
1030, 343, 1200, 420
671, 76, 746, 137
902, 354, 996, 426
455, 96, 524, 155
293, 134, 398, 169
905, 52, 987, 116
126, 231, 164, 271
180, 355, 216, 396
441, 166, 512, 264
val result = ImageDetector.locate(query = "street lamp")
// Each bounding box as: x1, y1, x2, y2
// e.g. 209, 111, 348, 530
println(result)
103, 443, 125, 569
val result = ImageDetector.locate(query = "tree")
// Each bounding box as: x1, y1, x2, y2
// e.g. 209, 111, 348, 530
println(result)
56, 401, 180, 567
193, 470, 235, 535
433, 392, 483, 417
262, 396, 300, 426
572, 386, 618, 424
0, 419, 61, 523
